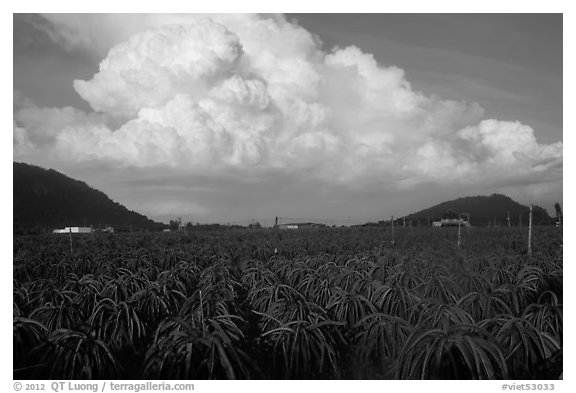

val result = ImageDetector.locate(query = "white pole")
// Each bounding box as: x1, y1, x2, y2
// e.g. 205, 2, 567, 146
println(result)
199, 290, 206, 335
528, 205, 533, 257
458, 216, 461, 249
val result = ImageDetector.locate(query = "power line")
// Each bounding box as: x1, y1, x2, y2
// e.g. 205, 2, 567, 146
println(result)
276, 215, 392, 225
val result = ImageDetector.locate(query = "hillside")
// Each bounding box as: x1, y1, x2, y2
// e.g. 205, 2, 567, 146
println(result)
13, 162, 163, 233
402, 194, 554, 226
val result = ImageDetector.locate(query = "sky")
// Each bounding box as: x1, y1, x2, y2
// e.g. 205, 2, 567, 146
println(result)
13, 13, 563, 225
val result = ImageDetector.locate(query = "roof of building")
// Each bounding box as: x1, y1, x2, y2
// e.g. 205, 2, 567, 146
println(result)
278, 222, 325, 226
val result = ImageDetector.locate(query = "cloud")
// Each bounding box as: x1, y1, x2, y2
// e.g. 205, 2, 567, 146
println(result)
458, 119, 562, 167
73, 20, 245, 119
134, 200, 211, 218
14, 14, 562, 192
13, 121, 33, 157
13, 89, 107, 159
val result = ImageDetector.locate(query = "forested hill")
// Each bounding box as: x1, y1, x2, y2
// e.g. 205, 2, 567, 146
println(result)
13, 162, 162, 233
403, 194, 555, 226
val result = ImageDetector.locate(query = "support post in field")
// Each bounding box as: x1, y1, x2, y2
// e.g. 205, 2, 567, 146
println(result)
200, 290, 206, 335
458, 215, 461, 249
528, 205, 533, 257
391, 215, 395, 245
69, 226, 73, 255
555, 203, 562, 227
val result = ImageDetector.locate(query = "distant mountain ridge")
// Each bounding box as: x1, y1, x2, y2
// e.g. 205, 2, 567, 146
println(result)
13, 162, 162, 233
402, 194, 554, 226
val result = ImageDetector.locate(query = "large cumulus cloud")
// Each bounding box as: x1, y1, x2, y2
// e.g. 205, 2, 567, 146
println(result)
14, 14, 562, 190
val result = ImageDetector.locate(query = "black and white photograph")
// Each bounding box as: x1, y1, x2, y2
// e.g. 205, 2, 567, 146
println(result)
11, 6, 566, 386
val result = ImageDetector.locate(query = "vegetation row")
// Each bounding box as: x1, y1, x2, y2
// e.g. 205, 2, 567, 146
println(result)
13, 227, 562, 379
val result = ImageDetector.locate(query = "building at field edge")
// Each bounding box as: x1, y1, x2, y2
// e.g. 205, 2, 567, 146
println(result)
53, 226, 93, 234
276, 222, 326, 229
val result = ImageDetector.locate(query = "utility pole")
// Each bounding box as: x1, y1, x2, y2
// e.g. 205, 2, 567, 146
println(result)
507, 211, 511, 227
519, 213, 522, 227
391, 215, 395, 245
